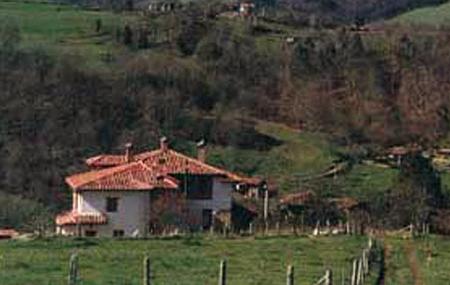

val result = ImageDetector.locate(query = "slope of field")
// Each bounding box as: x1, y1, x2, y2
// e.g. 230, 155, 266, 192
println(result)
390, 2, 450, 27
383, 235, 450, 285
210, 121, 397, 196
0, 236, 371, 285
209, 122, 340, 192
334, 164, 398, 201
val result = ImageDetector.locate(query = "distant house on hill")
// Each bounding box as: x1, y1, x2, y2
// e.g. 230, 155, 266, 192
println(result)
147, 0, 182, 13
238, 1, 255, 17
56, 138, 260, 237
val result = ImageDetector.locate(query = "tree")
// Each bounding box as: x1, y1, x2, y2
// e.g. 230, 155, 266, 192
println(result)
386, 153, 443, 228
125, 0, 134, 11
95, 18, 102, 33
177, 17, 208, 56
123, 25, 133, 46
137, 27, 149, 49
149, 191, 190, 233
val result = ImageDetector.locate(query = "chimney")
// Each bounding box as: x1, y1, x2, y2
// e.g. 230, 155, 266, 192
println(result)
125, 142, 133, 163
160, 137, 168, 152
197, 139, 207, 162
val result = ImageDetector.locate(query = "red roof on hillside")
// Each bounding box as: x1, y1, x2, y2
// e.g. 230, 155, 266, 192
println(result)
68, 141, 254, 191
66, 161, 179, 191
140, 149, 228, 176
280, 191, 314, 205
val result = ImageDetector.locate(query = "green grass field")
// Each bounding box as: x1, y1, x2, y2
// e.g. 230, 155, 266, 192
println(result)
390, 2, 450, 27
210, 121, 397, 197
209, 121, 341, 193
334, 164, 398, 201
0, 1, 134, 68
383, 235, 450, 285
0, 236, 372, 285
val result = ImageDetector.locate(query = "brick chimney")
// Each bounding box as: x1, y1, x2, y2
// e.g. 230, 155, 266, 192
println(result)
125, 142, 133, 163
160, 137, 169, 152
197, 139, 207, 162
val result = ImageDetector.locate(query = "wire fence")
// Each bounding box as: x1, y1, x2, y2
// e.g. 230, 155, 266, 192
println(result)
59, 237, 382, 285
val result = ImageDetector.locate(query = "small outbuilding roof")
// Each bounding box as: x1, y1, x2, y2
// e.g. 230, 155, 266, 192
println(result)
279, 191, 314, 205
0, 229, 19, 239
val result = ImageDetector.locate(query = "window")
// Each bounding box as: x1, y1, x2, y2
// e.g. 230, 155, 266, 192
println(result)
106, 197, 119, 212
113, 230, 125, 237
85, 230, 97, 237
185, 175, 213, 200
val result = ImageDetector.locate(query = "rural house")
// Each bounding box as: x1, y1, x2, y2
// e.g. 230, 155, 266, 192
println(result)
238, 1, 255, 17
56, 138, 259, 237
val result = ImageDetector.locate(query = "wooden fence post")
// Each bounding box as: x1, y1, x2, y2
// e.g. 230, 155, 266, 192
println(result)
356, 258, 363, 285
325, 269, 333, 285
363, 249, 369, 275
143, 257, 151, 285
351, 259, 357, 285
219, 260, 227, 285
264, 190, 269, 235
286, 265, 294, 285
68, 253, 79, 285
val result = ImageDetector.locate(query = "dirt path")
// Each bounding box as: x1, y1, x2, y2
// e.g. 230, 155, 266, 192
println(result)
404, 241, 424, 285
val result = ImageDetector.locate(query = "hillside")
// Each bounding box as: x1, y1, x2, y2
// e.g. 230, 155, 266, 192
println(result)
281, 0, 448, 24
389, 1, 450, 26
0, 1, 135, 69
1, 0, 450, 233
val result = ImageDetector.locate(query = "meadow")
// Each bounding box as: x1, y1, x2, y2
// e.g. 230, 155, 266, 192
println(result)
210, 121, 397, 198
0, 1, 134, 68
0, 235, 373, 285
383, 235, 450, 285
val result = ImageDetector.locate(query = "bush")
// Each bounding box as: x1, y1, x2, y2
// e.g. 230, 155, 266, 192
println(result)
0, 192, 53, 232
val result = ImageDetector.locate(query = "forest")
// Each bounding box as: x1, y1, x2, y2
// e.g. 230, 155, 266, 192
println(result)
1, 0, 450, 232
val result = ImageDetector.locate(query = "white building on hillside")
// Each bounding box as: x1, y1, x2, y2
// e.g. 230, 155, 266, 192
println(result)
56, 138, 259, 237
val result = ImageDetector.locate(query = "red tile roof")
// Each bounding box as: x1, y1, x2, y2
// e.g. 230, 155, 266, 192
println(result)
140, 149, 231, 176
279, 191, 315, 205
79, 147, 253, 190
56, 211, 107, 226
329, 197, 359, 211
0, 229, 19, 238
66, 161, 179, 191
85, 150, 159, 168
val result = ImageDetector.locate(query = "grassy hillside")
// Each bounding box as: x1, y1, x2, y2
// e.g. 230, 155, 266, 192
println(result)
334, 164, 398, 201
210, 121, 397, 197
209, 122, 341, 192
0, 1, 133, 68
0, 236, 371, 285
390, 1, 450, 27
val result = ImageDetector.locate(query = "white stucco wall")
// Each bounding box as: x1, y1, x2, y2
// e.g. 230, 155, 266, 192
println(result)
60, 177, 233, 237
77, 191, 150, 237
